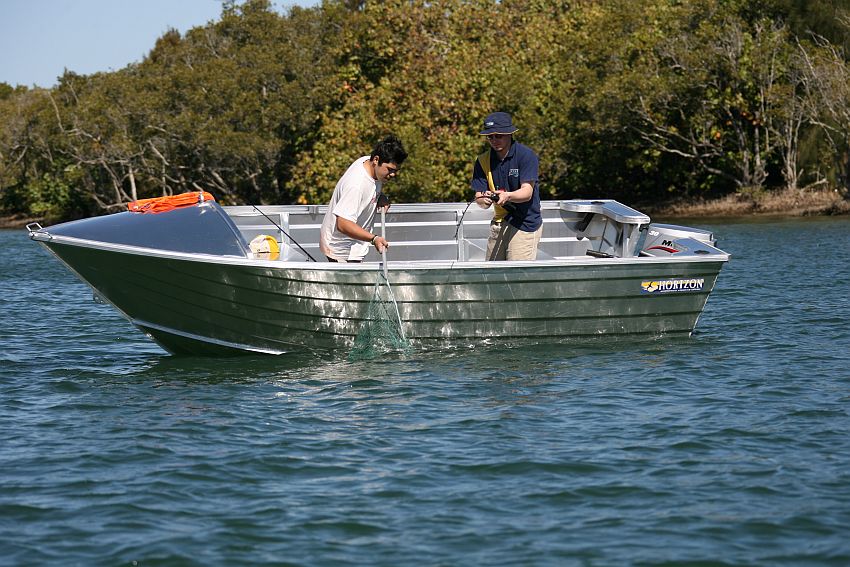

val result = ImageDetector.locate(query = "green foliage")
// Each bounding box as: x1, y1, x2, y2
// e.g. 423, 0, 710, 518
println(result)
290, 0, 580, 203
1, 0, 849, 222
1, 164, 92, 222
22, 169, 75, 220
0, 83, 16, 100
768, 0, 850, 51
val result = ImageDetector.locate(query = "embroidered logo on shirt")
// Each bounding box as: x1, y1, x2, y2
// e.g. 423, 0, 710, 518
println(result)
509, 169, 519, 177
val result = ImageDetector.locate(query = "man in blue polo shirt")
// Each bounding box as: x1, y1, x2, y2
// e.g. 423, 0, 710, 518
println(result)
471, 111, 542, 261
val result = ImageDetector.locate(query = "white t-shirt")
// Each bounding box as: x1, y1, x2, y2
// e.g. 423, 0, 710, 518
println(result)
319, 156, 382, 261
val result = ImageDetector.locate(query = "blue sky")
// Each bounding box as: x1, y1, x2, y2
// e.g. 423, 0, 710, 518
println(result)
0, 0, 320, 88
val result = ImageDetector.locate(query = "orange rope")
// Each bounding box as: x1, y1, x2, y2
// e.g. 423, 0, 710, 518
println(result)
128, 191, 215, 214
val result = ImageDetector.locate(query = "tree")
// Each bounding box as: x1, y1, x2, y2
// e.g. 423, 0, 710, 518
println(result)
288, 0, 577, 204
797, 32, 850, 192
585, 1, 799, 196
2, 0, 848, 222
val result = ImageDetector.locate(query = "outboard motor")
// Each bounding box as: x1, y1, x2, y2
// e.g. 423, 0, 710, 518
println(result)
641, 224, 719, 256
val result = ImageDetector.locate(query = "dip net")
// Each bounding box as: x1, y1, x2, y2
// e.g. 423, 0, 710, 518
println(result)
349, 274, 410, 361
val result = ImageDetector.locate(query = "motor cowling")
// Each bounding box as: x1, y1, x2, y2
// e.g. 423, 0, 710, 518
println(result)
641, 224, 718, 256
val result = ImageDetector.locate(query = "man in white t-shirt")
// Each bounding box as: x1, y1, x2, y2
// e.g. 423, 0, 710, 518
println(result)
320, 135, 408, 262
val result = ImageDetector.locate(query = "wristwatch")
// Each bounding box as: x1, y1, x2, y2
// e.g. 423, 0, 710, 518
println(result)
370, 235, 378, 245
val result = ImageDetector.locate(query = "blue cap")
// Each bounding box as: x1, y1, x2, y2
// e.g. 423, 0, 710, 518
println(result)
479, 112, 518, 135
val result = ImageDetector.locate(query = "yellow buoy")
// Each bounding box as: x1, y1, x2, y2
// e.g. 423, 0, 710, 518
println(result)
249, 234, 280, 260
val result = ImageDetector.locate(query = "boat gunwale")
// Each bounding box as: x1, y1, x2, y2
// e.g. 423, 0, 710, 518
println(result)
31, 232, 731, 270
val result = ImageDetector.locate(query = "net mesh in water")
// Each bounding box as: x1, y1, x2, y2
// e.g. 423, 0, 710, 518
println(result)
349, 277, 410, 361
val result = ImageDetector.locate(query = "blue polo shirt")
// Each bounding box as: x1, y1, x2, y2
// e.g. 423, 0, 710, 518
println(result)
471, 141, 542, 232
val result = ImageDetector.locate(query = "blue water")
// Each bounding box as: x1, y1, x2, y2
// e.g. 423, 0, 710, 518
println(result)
2, 217, 849, 566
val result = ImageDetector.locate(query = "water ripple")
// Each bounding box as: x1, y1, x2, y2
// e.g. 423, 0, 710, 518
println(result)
2, 221, 850, 565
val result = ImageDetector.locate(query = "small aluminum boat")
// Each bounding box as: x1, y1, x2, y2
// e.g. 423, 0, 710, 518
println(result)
28, 195, 730, 355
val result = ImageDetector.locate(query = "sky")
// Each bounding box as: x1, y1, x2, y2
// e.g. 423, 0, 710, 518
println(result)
0, 0, 320, 89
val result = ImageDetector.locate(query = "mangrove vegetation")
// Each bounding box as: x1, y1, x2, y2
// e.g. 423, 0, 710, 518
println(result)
2, 0, 850, 223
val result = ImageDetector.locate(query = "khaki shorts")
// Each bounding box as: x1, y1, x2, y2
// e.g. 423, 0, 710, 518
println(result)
486, 221, 543, 261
